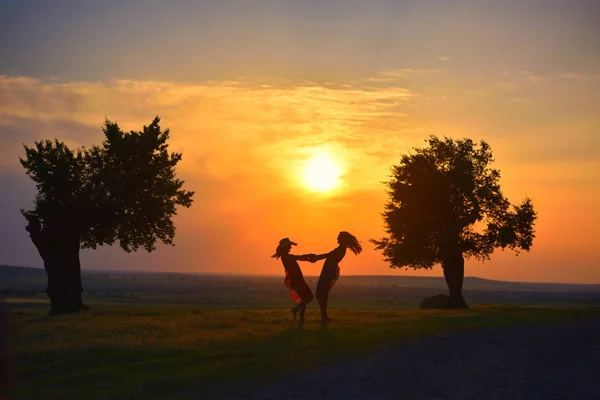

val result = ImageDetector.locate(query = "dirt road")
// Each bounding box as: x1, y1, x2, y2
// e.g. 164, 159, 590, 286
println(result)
217, 318, 600, 400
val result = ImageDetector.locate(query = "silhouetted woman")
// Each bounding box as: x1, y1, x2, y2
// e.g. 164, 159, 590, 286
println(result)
272, 238, 314, 329
311, 231, 362, 326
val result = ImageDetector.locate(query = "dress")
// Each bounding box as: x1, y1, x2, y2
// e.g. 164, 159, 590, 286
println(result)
281, 254, 313, 304
316, 246, 346, 296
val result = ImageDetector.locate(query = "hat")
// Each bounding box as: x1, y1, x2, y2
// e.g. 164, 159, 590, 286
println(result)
279, 238, 297, 246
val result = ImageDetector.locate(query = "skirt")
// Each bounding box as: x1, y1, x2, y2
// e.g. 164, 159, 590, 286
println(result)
284, 272, 313, 304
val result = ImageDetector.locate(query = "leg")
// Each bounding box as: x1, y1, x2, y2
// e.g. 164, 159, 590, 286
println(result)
292, 293, 313, 323
298, 303, 306, 329
316, 285, 330, 325
317, 269, 339, 326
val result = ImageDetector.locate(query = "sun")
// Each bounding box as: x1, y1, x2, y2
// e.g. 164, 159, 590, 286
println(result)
303, 150, 342, 192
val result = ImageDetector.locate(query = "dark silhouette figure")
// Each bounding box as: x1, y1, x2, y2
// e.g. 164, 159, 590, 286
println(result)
20, 117, 194, 315
272, 238, 314, 329
371, 136, 537, 308
310, 231, 362, 326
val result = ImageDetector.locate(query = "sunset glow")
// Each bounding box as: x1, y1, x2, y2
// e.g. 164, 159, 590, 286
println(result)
0, 1, 599, 283
303, 150, 342, 193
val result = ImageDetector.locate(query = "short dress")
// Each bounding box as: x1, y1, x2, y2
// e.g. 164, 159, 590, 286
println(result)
281, 254, 313, 304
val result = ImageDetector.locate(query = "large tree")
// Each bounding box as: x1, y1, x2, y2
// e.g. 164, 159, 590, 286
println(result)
20, 117, 194, 315
371, 136, 536, 308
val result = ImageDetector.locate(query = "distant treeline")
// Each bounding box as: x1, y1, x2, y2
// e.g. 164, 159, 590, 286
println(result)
2, 265, 600, 307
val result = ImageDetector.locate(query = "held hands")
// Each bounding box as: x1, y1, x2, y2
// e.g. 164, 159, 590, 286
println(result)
308, 253, 318, 263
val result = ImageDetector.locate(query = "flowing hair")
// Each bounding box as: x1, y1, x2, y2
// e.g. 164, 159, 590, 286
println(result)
339, 231, 362, 255
271, 244, 288, 259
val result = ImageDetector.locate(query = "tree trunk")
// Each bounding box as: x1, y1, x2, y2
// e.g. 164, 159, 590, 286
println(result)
441, 249, 468, 309
44, 248, 89, 315
26, 219, 89, 315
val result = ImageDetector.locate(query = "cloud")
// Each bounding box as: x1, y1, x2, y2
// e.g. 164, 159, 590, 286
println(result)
0, 114, 102, 169
514, 70, 600, 85
1, 71, 599, 280
378, 68, 439, 80
0, 75, 418, 187
0, 74, 419, 272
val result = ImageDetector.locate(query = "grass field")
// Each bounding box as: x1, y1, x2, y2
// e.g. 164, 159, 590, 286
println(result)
4, 298, 600, 400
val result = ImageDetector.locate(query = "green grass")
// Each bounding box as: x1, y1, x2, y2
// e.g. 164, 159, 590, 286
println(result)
5, 299, 600, 400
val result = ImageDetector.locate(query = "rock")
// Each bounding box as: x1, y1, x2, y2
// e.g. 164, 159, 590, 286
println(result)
420, 294, 449, 309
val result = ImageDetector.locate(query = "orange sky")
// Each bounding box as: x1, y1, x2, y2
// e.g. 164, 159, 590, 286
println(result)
1, 1, 599, 283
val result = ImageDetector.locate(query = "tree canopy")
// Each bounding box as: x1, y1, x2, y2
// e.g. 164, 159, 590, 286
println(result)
371, 136, 537, 270
20, 116, 194, 253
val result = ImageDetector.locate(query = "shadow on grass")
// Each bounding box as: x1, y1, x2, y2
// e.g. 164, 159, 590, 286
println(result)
9, 305, 600, 400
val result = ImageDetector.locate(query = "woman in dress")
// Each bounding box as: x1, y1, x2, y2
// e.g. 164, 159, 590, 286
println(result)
311, 231, 362, 326
271, 238, 314, 328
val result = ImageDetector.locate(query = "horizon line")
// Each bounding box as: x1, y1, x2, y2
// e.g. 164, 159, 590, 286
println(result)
2, 264, 599, 287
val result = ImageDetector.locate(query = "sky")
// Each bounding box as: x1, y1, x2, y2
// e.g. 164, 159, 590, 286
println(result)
0, 0, 599, 283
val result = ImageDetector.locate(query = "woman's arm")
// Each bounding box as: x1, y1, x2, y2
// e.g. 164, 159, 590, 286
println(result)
311, 253, 329, 261
317, 245, 347, 262
310, 247, 341, 262
290, 253, 315, 262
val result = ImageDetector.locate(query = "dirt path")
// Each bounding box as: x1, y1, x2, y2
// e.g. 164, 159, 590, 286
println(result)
215, 318, 600, 400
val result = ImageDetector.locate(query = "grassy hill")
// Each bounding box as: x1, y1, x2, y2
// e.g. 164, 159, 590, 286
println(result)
3, 299, 599, 400
3, 265, 600, 399
2, 265, 600, 308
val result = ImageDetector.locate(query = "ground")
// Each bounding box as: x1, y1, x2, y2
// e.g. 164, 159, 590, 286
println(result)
4, 299, 600, 399
215, 318, 600, 400
3, 267, 600, 399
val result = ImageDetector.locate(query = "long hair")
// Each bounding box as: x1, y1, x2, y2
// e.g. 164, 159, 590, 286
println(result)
339, 231, 362, 255
271, 238, 296, 259
271, 244, 288, 259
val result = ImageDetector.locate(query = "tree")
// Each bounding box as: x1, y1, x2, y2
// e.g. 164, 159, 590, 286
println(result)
20, 117, 194, 315
371, 136, 536, 308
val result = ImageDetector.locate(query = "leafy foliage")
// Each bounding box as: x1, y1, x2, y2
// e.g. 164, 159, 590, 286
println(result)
371, 136, 536, 269
20, 117, 194, 252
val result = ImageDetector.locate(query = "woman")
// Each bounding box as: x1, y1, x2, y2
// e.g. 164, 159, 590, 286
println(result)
271, 238, 315, 329
311, 231, 362, 326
